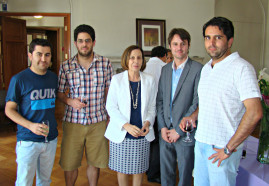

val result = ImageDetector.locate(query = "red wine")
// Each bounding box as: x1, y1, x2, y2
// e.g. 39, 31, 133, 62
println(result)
242, 150, 246, 159
185, 126, 192, 132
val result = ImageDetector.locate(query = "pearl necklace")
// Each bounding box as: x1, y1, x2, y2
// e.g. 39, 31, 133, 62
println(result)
129, 81, 140, 109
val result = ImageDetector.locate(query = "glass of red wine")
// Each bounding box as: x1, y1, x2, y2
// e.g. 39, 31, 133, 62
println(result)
80, 95, 88, 113
183, 120, 193, 143
242, 141, 247, 159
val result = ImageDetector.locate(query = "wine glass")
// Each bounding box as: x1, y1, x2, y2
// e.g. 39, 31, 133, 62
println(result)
80, 95, 88, 113
42, 120, 49, 143
242, 140, 247, 159
182, 120, 193, 143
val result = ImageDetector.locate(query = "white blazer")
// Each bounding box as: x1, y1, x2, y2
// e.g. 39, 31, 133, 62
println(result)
105, 70, 157, 143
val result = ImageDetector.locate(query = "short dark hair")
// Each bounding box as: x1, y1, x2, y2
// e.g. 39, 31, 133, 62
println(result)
121, 45, 146, 72
74, 24, 95, 41
151, 46, 167, 58
29, 38, 52, 54
203, 17, 234, 40
168, 28, 191, 46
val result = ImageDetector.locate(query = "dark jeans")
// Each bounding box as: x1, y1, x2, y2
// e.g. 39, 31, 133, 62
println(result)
146, 118, 160, 179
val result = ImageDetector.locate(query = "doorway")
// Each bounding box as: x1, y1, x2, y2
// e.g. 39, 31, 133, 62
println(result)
27, 27, 62, 74
0, 12, 70, 90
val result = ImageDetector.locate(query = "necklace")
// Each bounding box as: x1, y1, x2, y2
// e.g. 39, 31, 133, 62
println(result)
129, 81, 140, 109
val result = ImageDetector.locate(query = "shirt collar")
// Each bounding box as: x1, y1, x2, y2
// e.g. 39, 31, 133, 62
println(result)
172, 56, 188, 70
207, 52, 239, 68
70, 52, 99, 66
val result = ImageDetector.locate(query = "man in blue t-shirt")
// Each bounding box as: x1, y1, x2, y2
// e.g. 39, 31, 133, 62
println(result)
5, 38, 58, 186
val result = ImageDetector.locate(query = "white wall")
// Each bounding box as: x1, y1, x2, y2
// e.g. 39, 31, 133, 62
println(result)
215, 0, 266, 72
263, 0, 269, 71
8, 0, 214, 61
8, 0, 70, 13
71, 0, 214, 59
7, 0, 269, 71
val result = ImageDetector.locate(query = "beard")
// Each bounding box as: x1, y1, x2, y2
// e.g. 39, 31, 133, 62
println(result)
78, 47, 93, 57
206, 46, 228, 60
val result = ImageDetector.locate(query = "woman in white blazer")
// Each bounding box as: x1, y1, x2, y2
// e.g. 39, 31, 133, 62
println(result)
105, 45, 157, 186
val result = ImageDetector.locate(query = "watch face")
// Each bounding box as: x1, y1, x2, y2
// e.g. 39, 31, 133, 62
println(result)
224, 147, 230, 155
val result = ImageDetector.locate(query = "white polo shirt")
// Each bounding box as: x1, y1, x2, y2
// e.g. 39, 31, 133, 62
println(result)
195, 52, 261, 147
144, 57, 166, 86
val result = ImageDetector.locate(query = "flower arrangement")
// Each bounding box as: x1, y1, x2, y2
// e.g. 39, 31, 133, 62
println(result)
257, 68, 269, 164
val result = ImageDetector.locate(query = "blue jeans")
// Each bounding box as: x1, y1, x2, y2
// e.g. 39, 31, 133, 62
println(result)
15, 138, 57, 186
194, 141, 242, 186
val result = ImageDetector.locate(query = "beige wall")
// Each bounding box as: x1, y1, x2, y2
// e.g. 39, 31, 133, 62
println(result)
70, 0, 214, 59
8, 0, 214, 60
8, 0, 70, 13
264, 0, 269, 70
8, 0, 269, 71
215, 0, 267, 73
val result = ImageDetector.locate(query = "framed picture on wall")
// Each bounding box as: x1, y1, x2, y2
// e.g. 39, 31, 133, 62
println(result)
136, 18, 166, 56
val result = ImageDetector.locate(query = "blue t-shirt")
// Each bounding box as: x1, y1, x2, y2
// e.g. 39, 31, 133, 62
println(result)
6, 68, 58, 142
126, 81, 144, 139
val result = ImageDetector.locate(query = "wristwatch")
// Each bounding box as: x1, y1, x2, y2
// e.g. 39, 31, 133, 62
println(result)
224, 146, 232, 156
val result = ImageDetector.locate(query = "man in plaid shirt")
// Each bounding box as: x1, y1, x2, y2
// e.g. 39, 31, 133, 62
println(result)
58, 24, 113, 186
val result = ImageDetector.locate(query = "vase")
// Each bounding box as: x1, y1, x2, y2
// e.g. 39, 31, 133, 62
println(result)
257, 100, 269, 164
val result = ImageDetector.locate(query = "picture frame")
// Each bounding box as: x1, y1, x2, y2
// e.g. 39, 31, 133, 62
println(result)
136, 18, 166, 56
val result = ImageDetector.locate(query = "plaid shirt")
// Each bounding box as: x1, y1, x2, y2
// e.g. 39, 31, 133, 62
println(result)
58, 53, 113, 125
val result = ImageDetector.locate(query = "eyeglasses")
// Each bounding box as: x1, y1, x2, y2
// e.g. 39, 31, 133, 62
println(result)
77, 39, 92, 44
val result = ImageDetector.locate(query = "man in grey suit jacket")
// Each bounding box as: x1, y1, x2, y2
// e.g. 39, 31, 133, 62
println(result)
157, 28, 203, 186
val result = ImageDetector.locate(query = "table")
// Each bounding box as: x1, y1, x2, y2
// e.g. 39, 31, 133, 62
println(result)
236, 136, 269, 186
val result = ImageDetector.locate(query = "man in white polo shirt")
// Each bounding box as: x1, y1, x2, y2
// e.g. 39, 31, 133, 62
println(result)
180, 17, 263, 186
144, 46, 167, 86
144, 46, 167, 184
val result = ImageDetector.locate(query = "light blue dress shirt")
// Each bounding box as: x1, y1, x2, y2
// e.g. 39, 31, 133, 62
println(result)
170, 57, 188, 124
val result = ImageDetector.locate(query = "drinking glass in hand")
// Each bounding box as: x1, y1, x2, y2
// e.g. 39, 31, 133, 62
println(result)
42, 120, 49, 143
242, 141, 247, 159
183, 121, 193, 143
80, 95, 88, 113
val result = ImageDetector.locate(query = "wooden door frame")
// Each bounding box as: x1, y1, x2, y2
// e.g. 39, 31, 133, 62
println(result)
0, 12, 71, 61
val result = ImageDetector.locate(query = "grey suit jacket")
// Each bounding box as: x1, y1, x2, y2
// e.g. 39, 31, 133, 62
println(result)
156, 58, 203, 146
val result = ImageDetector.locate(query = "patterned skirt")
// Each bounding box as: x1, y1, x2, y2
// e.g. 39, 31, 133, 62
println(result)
108, 138, 150, 174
